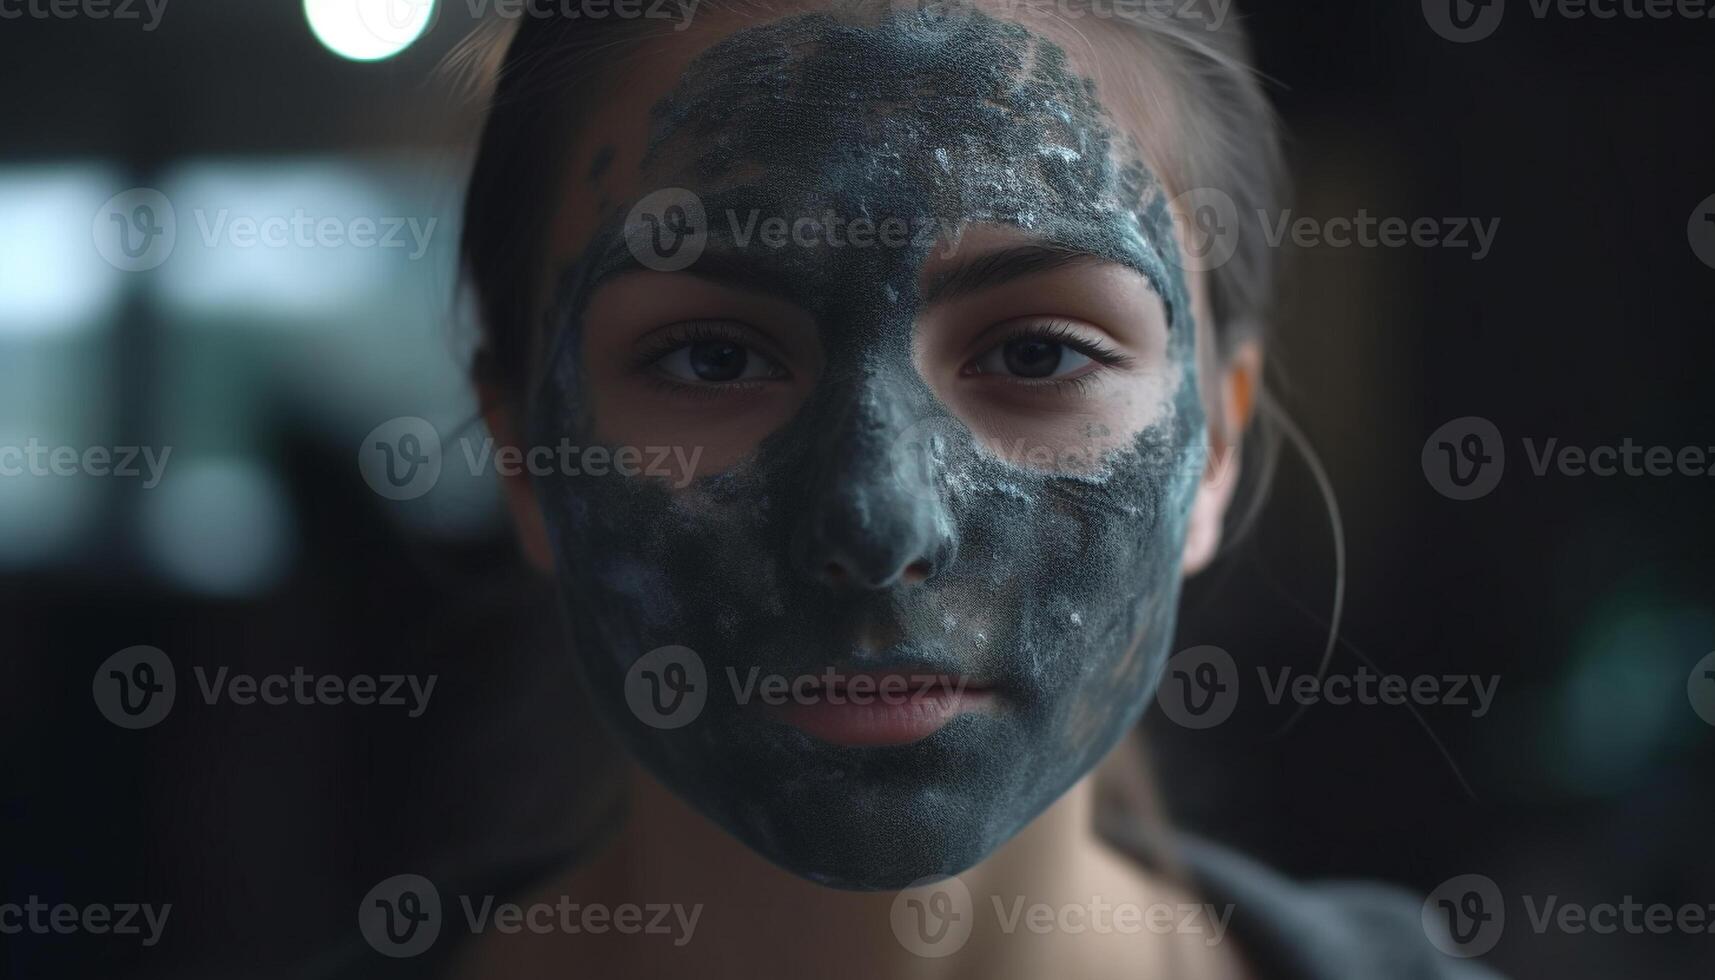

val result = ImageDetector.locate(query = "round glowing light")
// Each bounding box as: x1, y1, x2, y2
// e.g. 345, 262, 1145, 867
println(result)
304, 0, 436, 62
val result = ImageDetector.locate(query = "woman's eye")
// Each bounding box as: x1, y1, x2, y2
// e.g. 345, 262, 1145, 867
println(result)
969, 336, 1096, 380
650, 336, 785, 385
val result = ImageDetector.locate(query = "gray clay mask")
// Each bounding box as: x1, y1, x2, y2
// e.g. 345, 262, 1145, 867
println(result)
529, 8, 1207, 889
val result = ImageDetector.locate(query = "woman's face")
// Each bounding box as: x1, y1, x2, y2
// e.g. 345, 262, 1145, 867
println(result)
518, 3, 1225, 889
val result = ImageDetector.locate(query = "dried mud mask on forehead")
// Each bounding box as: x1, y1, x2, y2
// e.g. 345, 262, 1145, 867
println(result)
528, 8, 1208, 890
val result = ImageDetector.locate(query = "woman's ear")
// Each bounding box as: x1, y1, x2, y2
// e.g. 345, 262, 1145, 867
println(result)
1182, 338, 1261, 575
480, 385, 556, 574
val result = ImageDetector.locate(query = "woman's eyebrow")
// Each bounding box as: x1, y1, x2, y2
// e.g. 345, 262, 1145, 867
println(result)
921, 245, 1111, 306
631, 248, 818, 309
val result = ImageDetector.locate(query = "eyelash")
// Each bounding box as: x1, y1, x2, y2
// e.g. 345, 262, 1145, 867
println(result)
976, 319, 1135, 392
633, 320, 745, 369
632, 320, 784, 396
632, 318, 1131, 397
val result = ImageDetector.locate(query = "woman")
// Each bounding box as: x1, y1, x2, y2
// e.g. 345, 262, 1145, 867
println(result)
355, 1, 1503, 976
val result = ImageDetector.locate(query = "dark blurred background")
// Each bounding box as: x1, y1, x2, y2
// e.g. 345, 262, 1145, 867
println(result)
3, 1, 1711, 977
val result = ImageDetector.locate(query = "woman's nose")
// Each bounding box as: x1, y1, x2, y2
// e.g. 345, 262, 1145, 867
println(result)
790, 379, 957, 591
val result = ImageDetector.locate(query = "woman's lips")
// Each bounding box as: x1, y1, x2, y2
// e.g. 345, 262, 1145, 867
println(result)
764, 671, 995, 747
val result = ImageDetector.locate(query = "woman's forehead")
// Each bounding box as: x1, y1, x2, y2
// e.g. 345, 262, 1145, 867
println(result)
542, 1, 1169, 273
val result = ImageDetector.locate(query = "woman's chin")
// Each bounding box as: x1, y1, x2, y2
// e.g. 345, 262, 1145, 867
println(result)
735, 806, 999, 893
677, 723, 1038, 891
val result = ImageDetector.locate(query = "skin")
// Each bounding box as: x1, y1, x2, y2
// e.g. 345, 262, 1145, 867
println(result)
476, 1, 1261, 975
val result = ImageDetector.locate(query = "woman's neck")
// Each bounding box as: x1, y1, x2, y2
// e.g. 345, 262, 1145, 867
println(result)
452, 765, 1246, 980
